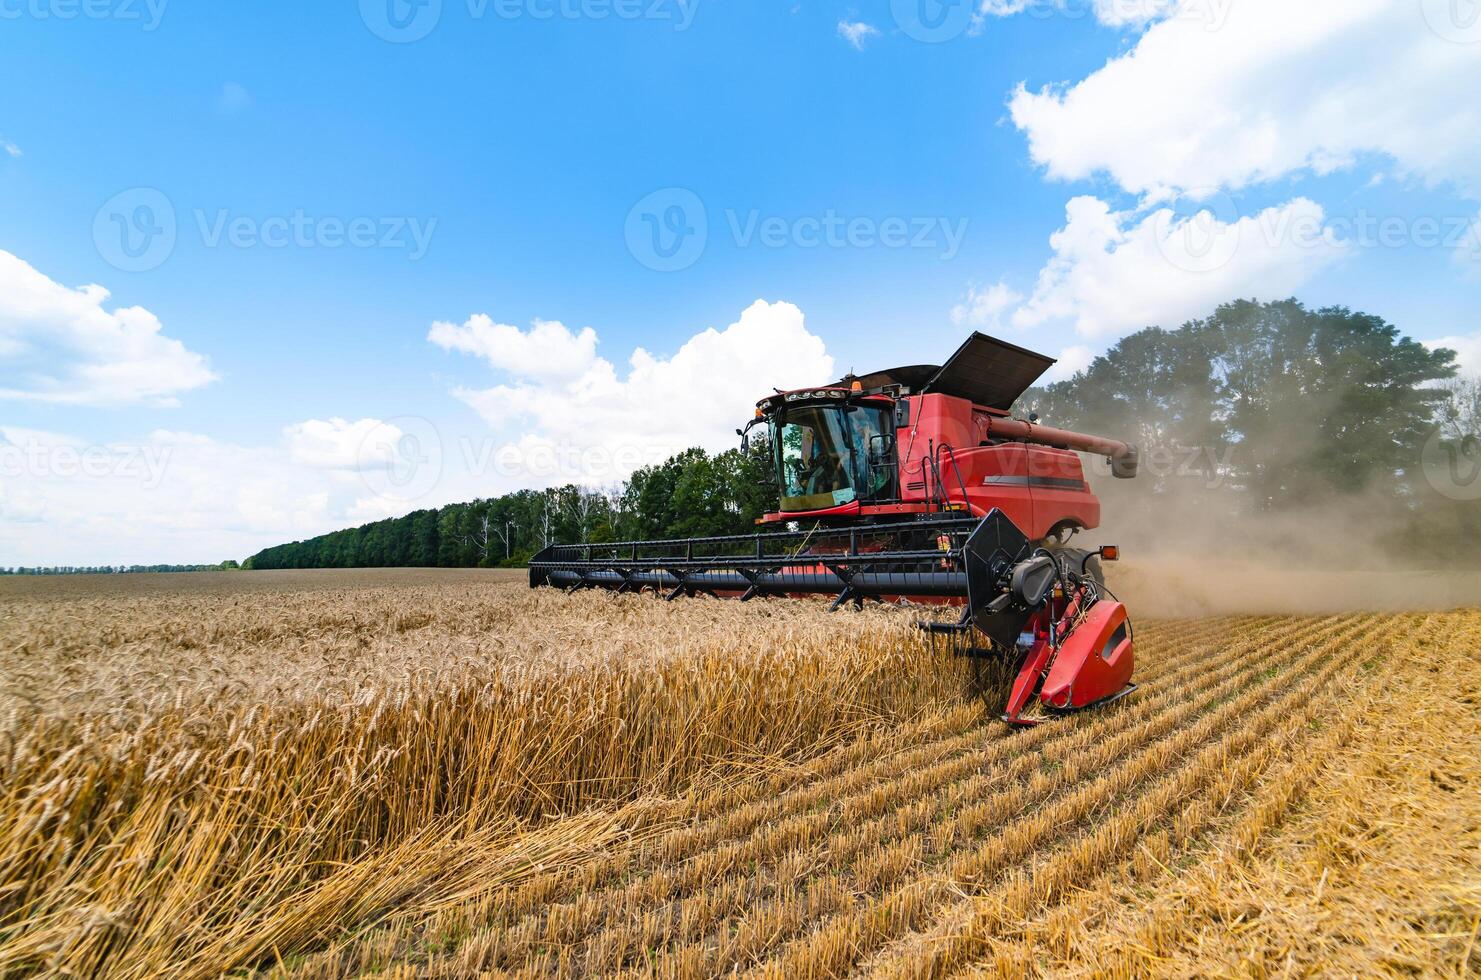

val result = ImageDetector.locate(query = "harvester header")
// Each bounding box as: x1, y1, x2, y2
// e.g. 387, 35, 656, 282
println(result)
532, 331, 1141, 725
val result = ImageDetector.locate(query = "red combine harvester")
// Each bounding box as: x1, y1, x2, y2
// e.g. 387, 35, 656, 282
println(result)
531, 333, 1140, 725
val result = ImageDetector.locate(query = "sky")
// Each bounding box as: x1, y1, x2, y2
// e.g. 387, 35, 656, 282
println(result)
2, 0, 1479, 565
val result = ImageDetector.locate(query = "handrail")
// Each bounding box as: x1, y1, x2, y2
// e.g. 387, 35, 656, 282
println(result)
939, 444, 972, 509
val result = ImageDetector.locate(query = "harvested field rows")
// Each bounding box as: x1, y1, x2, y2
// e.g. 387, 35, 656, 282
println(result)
0, 572, 1476, 978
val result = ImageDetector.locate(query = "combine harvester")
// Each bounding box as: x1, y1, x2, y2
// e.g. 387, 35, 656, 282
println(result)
531, 333, 1140, 725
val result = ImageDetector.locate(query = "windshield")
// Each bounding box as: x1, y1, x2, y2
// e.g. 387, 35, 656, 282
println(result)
776, 403, 893, 511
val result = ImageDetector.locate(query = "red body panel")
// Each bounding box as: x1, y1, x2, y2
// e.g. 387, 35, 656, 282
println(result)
1040, 600, 1135, 709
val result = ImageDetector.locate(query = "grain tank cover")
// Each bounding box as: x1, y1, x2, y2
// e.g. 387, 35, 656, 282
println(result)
921, 332, 1056, 412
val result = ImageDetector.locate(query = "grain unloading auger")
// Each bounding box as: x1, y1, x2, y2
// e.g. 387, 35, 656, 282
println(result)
530, 332, 1141, 725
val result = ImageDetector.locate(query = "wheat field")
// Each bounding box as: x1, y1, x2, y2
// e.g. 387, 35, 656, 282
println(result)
1, 570, 1476, 978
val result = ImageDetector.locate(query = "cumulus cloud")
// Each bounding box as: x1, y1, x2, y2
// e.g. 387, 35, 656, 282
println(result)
951, 282, 1024, 330
443, 299, 835, 483
951, 195, 1346, 343
837, 20, 880, 49
284, 417, 405, 468
1007, 0, 1481, 200
0, 419, 482, 566
1427, 332, 1481, 377
1008, 195, 1347, 338
0, 249, 216, 406
0, 427, 322, 565
977, 0, 1232, 33
429, 315, 599, 382
1043, 344, 1096, 383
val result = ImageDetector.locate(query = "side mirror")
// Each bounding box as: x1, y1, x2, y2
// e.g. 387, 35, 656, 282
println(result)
739, 418, 766, 453
868, 433, 892, 464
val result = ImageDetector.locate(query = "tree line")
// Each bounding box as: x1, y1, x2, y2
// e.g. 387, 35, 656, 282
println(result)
1, 562, 243, 576
243, 446, 771, 570
246, 298, 1477, 571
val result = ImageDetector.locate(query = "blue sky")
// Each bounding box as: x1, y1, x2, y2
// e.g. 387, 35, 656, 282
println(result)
2, 0, 1479, 564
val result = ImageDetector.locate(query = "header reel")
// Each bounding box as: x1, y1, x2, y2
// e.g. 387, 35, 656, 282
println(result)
530, 508, 1135, 726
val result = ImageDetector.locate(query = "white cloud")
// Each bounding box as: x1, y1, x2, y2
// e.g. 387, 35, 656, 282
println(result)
1, 138, 20, 158
0, 301, 835, 564
0, 250, 216, 406
1007, 0, 1481, 200
0, 420, 483, 566
444, 299, 834, 483
951, 281, 1023, 330
1427, 333, 1481, 377
429, 315, 599, 382
956, 195, 1345, 341
284, 417, 404, 468
1043, 344, 1096, 383
1089, 0, 1181, 27
977, 0, 1232, 32
837, 19, 880, 49
0, 427, 323, 565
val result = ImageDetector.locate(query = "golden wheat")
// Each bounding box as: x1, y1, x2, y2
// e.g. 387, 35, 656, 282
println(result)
1, 571, 1474, 979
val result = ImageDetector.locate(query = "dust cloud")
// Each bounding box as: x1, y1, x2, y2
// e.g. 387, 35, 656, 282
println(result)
1074, 473, 1481, 617
1104, 560, 1481, 618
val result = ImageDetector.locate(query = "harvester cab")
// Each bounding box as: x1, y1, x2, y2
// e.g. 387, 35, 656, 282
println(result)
531, 332, 1141, 725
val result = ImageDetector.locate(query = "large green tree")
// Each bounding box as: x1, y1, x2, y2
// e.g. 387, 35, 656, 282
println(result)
1027, 299, 1456, 509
